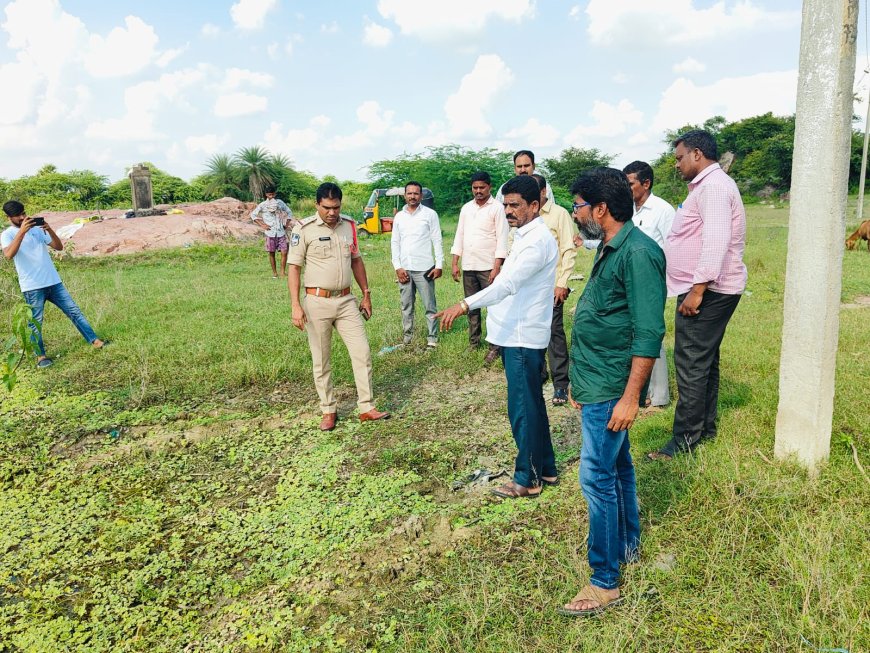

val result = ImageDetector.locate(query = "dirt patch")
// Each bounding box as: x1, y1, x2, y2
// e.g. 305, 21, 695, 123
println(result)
841, 295, 870, 309
39, 198, 261, 257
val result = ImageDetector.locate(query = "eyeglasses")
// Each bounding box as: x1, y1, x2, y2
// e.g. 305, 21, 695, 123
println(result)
572, 201, 591, 212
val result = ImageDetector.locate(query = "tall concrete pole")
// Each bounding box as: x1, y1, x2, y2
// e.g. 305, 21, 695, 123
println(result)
774, 0, 858, 470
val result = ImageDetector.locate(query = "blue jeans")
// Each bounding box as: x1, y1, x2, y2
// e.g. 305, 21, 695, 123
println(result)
502, 346, 556, 487
579, 398, 640, 590
22, 282, 99, 357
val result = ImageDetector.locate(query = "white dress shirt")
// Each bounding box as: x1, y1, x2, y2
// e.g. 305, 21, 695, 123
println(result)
465, 216, 557, 349
634, 193, 675, 250
390, 204, 444, 271
450, 196, 509, 271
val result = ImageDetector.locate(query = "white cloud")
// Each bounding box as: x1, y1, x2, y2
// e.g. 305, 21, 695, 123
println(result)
84, 16, 160, 78
184, 134, 229, 155
321, 21, 340, 34
328, 100, 396, 151
444, 54, 513, 137
377, 0, 534, 41
214, 92, 268, 117
652, 70, 798, 133
505, 118, 561, 148
0, 61, 42, 124
222, 67, 275, 90
201, 23, 220, 37
569, 5, 582, 20
585, 0, 800, 47
627, 132, 650, 146
86, 68, 205, 141
363, 17, 393, 47
673, 57, 706, 74
264, 116, 329, 153
230, 0, 277, 30
612, 72, 629, 84
565, 99, 644, 143
156, 45, 187, 68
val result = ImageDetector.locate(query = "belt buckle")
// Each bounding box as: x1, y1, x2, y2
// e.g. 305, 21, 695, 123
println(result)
328, 289, 338, 298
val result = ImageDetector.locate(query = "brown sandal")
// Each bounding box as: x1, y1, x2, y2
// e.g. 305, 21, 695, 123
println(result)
490, 482, 542, 499
557, 584, 623, 617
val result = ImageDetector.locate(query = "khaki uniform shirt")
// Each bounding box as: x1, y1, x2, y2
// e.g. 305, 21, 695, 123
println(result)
539, 200, 577, 288
288, 214, 360, 291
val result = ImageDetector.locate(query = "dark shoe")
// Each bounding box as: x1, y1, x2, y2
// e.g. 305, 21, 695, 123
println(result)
320, 413, 337, 431
36, 357, 54, 369
490, 482, 541, 499
483, 346, 501, 366
552, 388, 568, 405
359, 408, 390, 422
541, 476, 559, 486
647, 434, 697, 461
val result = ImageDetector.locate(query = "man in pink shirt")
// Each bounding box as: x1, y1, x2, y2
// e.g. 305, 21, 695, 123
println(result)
450, 171, 509, 359
650, 130, 747, 460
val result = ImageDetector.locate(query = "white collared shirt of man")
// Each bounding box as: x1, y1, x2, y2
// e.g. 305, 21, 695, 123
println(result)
390, 203, 443, 271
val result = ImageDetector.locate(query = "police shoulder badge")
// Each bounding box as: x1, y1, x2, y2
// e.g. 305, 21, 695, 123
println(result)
290, 233, 301, 246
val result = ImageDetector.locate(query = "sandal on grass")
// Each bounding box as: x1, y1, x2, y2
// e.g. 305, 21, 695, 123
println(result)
557, 584, 623, 617
541, 476, 559, 486
489, 482, 541, 499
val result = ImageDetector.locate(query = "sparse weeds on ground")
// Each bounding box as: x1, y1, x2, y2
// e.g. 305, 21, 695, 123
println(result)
0, 207, 868, 651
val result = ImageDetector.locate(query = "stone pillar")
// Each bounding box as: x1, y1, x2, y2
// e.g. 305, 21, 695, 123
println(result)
129, 164, 153, 213
774, 0, 858, 470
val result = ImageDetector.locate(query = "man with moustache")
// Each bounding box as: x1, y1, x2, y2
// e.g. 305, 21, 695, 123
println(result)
288, 182, 389, 431
391, 181, 444, 348
437, 175, 558, 498
496, 150, 554, 204
560, 167, 665, 617
450, 171, 510, 360
649, 130, 746, 460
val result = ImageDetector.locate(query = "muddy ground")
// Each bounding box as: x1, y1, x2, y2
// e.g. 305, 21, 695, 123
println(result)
38, 198, 262, 257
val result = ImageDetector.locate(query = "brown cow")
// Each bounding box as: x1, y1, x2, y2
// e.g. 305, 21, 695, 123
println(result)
845, 220, 870, 251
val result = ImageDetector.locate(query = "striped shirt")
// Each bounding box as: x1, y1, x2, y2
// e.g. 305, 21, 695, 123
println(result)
665, 163, 747, 297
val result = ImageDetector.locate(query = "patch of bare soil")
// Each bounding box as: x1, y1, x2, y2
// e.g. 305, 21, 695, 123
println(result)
841, 295, 870, 309
40, 198, 261, 257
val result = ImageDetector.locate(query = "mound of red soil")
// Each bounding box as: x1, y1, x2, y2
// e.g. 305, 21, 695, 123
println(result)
39, 199, 262, 257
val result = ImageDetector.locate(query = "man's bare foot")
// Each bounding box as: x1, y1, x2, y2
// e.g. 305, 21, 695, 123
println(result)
557, 585, 622, 616
92, 339, 105, 349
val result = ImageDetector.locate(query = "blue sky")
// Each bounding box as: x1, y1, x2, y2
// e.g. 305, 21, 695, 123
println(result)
0, 1, 859, 183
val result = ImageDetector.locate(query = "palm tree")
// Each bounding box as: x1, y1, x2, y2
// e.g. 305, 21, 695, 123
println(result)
204, 154, 243, 199
234, 146, 274, 201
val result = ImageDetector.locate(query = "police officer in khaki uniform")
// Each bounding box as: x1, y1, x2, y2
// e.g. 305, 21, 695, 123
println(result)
288, 182, 390, 431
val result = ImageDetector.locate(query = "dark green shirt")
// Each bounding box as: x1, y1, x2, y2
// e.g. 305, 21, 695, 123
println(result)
570, 220, 666, 404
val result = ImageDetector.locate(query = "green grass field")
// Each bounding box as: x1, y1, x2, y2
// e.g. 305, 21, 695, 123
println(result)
1, 205, 868, 652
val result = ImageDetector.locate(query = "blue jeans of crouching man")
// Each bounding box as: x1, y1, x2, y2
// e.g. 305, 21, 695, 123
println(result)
23, 282, 99, 357
580, 398, 640, 590
502, 346, 557, 487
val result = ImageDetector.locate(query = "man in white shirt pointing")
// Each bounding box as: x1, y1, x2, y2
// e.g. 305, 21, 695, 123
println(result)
437, 175, 558, 498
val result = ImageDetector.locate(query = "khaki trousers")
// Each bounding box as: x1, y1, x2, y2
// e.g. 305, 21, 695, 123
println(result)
303, 294, 375, 414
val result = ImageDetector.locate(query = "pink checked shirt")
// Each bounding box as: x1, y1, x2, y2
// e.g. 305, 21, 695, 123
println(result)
665, 163, 747, 297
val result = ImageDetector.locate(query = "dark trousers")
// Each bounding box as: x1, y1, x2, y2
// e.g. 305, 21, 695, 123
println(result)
462, 270, 492, 346
502, 347, 557, 487
542, 301, 569, 390
670, 290, 741, 451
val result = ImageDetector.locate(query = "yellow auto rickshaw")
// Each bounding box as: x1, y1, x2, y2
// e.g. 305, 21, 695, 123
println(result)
357, 186, 435, 237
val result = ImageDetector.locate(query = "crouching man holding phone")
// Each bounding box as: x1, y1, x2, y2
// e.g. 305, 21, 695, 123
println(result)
287, 183, 389, 432
1, 200, 107, 368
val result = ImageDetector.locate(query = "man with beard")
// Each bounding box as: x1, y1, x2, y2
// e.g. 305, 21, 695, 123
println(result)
437, 175, 558, 497
560, 167, 665, 616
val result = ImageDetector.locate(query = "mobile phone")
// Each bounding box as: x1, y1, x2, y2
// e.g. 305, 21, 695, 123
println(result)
31, 216, 45, 226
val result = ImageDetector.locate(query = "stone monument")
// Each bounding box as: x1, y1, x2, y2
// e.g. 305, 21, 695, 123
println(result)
127, 164, 166, 217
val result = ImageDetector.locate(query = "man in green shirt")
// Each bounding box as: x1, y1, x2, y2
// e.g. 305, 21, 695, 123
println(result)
558, 168, 666, 617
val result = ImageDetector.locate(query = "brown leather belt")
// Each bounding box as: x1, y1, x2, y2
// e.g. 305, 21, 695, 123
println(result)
306, 287, 351, 298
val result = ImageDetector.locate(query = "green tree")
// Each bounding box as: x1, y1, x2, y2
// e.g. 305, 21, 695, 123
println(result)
234, 146, 274, 201
540, 147, 615, 190
202, 154, 244, 200
4, 165, 109, 211
369, 145, 514, 215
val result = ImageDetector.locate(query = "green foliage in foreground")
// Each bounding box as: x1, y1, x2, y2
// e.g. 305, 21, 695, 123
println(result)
0, 205, 868, 651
